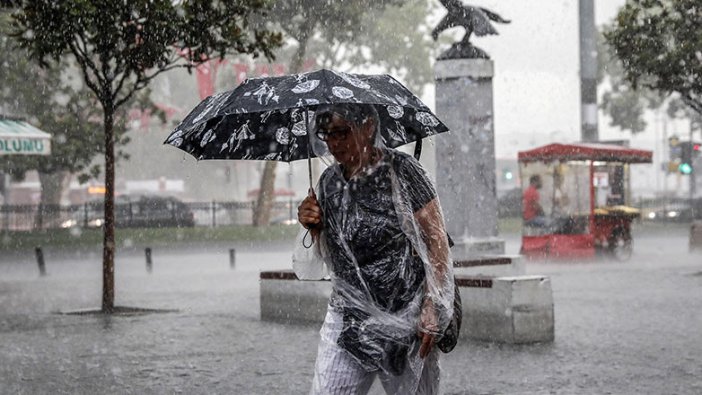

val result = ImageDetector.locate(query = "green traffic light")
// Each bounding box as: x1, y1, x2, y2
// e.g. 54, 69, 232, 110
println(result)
679, 163, 693, 174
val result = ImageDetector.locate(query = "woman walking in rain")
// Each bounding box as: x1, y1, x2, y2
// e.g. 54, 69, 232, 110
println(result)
297, 103, 455, 394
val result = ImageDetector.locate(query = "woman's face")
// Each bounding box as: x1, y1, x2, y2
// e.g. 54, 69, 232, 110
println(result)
320, 113, 375, 166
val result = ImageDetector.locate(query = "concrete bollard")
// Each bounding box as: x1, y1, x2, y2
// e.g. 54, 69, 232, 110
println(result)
229, 248, 236, 269
35, 247, 46, 277
690, 220, 702, 252
145, 247, 152, 273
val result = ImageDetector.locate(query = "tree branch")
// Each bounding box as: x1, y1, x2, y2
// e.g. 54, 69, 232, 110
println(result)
681, 94, 702, 116
72, 31, 101, 82
68, 43, 102, 98
112, 63, 183, 109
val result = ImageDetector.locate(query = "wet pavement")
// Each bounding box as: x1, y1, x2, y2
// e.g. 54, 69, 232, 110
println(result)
0, 224, 700, 394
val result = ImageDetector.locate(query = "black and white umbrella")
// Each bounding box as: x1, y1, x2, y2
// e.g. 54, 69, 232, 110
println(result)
164, 69, 450, 187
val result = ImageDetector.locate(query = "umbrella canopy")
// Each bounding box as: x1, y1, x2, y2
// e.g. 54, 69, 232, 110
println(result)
164, 69, 449, 162
0, 116, 52, 156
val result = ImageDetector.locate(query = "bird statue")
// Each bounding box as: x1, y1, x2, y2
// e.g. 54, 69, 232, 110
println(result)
432, 0, 510, 59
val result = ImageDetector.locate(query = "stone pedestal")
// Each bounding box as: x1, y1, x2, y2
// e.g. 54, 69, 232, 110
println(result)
456, 274, 555, 344
453, 255, 525, 277
435, 58, 505, 260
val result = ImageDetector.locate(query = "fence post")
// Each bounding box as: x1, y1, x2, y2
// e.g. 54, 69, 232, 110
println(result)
289, 197, 294, 222
1, 203, 8, 231
83, 202, 88, 228
35, 247, 46, 276
212, 200, 216, 228
145, 247, 152, 273
37, 203, 43, 230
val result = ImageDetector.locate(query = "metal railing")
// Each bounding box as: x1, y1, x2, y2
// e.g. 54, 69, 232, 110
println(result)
0, 200, 301, 231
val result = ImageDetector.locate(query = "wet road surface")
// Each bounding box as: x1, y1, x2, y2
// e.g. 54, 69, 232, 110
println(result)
0, 224, 700, 394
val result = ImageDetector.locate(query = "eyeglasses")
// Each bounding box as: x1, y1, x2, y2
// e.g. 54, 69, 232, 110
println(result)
315, 126, 352, 141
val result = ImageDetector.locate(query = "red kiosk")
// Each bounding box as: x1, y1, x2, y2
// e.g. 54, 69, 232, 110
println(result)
518, 143, 653, 260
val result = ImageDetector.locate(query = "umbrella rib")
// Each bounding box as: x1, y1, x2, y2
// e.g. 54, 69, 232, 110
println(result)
322, 69, 332, 104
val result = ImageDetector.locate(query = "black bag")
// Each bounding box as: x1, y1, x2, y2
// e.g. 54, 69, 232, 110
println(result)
436, 277, 462, 353
436, 233, 462, 353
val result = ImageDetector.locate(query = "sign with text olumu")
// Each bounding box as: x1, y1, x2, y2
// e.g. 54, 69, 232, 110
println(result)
0, 137, 51, 155
0, 118, 52, 156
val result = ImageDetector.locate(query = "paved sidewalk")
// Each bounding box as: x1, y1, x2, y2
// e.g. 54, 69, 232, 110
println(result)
0, 226, 700, 394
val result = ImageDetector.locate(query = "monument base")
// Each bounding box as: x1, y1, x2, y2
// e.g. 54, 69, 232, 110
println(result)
454, 254, 525, 277
451, 237, 506, 260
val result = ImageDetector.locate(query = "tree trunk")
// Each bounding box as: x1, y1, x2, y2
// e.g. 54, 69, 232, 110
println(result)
252, 23, 313, 226
102, 101, 116, 313
36, 170, 69, 228
253, 161, 277, 226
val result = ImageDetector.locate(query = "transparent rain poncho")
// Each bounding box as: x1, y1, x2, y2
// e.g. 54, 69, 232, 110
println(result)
293, 104, 455, 390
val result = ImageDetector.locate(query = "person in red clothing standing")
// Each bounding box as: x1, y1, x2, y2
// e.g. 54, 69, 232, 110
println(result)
523, 175, 548, 227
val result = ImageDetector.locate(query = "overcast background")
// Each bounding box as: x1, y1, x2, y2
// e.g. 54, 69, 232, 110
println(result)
424, 0, 696, 197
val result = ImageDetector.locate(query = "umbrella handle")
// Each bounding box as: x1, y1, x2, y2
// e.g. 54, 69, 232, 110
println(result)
308, 156, 314, 194
305, 109, 314, 194
302, 229, 313, 248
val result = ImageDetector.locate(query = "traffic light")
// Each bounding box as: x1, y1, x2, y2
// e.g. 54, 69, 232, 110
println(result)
502, 168, 514, 181
679, 141, 702, 175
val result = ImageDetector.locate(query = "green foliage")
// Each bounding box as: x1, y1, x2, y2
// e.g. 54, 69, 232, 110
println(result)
10, 0, 282, 108
597, 28, 659, 134
7, 0, 282, 191
7, 1, 283, 309
267, 0, 436, 93
268, 0, 404, 71
0, 16, 163, 188
605, 0, 702, 116
270, 0, 404, 42
317, 0, 437, 94
0, 18, 102, 181
0, 224, 300, 252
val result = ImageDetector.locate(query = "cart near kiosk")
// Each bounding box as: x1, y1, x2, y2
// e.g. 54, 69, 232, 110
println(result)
517, 143, 653, 261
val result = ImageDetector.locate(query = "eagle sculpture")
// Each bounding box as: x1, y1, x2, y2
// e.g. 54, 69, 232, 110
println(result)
432, 0, 510, 59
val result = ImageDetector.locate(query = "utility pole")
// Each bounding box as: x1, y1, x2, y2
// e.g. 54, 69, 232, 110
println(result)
690, 119, 696, 199
663, 113, 668, 195
579, 0, 598, 142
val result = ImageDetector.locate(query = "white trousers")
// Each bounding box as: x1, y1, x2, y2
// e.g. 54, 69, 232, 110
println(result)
310, 308, 440, 395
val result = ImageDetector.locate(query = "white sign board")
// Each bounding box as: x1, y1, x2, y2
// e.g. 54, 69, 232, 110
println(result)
0, 119, 52, 155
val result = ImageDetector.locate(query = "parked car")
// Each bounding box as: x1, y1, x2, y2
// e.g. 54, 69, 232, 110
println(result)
126, 196, 195, 228
644, 197, 702, 222
62, 195, 195, 229
192, 202, 235, 227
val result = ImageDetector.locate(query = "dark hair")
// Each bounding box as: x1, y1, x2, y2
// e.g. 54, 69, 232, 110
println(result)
529, 175, 541, 184
314, 103, 379, 137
